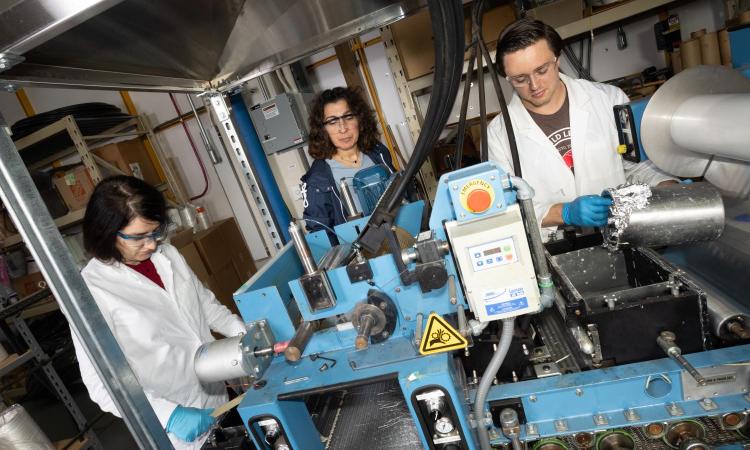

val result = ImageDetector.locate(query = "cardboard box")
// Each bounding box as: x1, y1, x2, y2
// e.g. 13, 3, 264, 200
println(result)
93, 138, 161, 186
527, 0, 584, 29
173, 218, 256, 313
13, 271, 46, 298
392, 4, 516, 80
52, 165, 96, 211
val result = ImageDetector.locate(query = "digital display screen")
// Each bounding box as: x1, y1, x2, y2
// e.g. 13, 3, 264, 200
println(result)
483, 247, 502, 256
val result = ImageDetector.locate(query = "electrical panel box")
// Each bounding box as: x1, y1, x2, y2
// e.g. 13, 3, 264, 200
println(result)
249, 93, 312, 155
445, 204, 541, 322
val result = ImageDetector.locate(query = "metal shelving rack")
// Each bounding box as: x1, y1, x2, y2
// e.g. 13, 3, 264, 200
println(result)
3, 113, 183, 249
0, 288, 102, 449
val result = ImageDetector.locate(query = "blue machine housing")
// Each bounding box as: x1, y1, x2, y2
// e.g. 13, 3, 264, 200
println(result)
231, 162, 750, 449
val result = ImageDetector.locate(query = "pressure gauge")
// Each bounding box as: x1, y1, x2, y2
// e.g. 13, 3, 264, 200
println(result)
435, 417, 455, 435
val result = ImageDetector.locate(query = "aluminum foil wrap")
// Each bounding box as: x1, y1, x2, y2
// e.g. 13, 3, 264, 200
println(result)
602, 184, 652, 251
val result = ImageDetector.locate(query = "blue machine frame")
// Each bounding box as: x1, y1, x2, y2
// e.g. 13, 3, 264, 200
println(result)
231, 162, 750, 449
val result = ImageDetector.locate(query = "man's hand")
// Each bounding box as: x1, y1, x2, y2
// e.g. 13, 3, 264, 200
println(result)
561, 195, 612, 227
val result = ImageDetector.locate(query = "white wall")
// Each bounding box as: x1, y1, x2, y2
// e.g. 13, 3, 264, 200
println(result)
0, 87, 268, 260
560, 0, 726, 81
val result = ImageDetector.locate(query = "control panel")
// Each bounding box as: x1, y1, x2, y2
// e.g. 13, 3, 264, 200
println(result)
445, 204, 541, 322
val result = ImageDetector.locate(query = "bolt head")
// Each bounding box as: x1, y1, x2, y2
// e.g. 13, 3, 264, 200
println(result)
575, 388, 583, 396
529, 395, 537, 402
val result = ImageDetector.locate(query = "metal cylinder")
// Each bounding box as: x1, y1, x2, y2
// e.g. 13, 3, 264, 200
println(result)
675, 264, 750, 338
0, 404, 55, 449
289, 221, 317, 275
284, 321, 318, 362
194, 334, 250, 383
339, 178, 360, 218
604, 183, 724, 248
670, 93, 750, 162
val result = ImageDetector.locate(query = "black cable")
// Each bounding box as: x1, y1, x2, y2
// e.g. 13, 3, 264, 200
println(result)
365, 0, 464, 217
476, 43, 488, 162
453, 43, 478, 170
485, 25, 522, 176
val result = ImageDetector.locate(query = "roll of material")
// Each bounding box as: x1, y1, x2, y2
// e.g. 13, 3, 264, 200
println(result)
0, 404, 55, 449
680, 38, 702, 69
603, 183, 724, 249
670, 93, 750, 162
0, 343, 8, 362
742, 10, 750, 24
670, 263, 750, 339
700, 31, 721, 65
672, 49, 683, 74
719, 28, 731, 66
690, 28, 706, 39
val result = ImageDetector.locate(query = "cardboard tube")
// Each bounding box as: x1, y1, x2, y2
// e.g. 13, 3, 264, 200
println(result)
741, 10, 750, 24
700, 31, 721, 65
691, 28, 706, 39
719, 28, 731, 66
681, 38, 702, 69
672, 49, 683, 74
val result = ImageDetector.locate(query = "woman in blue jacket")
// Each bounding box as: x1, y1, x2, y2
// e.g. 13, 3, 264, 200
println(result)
301, 87, 396, 244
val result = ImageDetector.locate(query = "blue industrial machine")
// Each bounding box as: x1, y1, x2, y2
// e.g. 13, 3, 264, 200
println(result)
192, 159, 750, 449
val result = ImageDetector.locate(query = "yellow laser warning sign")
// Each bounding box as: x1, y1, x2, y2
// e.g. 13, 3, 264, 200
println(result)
419, 313, 468, 355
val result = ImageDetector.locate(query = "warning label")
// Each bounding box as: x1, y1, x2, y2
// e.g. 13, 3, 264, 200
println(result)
419, 313, 468, 355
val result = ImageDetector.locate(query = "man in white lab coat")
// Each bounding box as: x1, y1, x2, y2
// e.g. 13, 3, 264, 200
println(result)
488, 18, 675, 240
69, 176, 246, 450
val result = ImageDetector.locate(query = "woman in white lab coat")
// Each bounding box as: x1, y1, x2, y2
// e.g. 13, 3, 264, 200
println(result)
70, 176, 246, 450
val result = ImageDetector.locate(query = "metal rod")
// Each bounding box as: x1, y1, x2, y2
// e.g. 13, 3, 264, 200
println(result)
289, 221, 317, 275
339, 179, 360, 218
355, 314, 374, 350
284, 321, 319, 362
187, 94, 221, 164
0, 114, 172, 449
657, 331, 706, 385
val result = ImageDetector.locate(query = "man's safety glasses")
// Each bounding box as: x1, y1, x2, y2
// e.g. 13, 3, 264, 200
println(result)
505, 58, 558, 87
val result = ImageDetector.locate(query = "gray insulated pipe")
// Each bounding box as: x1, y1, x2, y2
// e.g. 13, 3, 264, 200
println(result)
510, 176, 555, 308
474, 317, 515, 450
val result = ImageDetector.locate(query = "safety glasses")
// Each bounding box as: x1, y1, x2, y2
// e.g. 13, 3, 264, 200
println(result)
116, 227, 166, 246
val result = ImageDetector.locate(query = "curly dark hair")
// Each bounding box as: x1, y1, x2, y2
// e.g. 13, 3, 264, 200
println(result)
307, 87, 379, 160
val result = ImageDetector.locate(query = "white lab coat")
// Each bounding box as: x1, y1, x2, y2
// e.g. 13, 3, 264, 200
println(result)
488, 73, 674, 238
69, 244, 246, 450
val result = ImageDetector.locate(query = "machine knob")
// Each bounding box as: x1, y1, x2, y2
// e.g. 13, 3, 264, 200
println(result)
466, 188, 492, 213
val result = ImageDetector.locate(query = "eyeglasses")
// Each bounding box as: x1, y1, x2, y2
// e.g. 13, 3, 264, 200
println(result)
116, 228, 165, 246
505, 58, 558, 87
323, 113, 357, 128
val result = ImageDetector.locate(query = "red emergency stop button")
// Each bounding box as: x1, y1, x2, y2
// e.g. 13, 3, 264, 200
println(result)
466, 189, 492, 213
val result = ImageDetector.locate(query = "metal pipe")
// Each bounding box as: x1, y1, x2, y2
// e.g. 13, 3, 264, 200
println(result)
671, 94, 750, 162
475, 318, 515, 450
186, 94, 221, 164
604, 183, 724, 249
510, 176, 555, 308
339, 179, 361, 218
284, 321, 319, 362
289, 221, 317, 275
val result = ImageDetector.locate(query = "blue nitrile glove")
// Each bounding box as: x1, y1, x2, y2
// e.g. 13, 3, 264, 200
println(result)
166, 405, 215, 442
680, 179, 694, 184
561, 195, 613, 228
